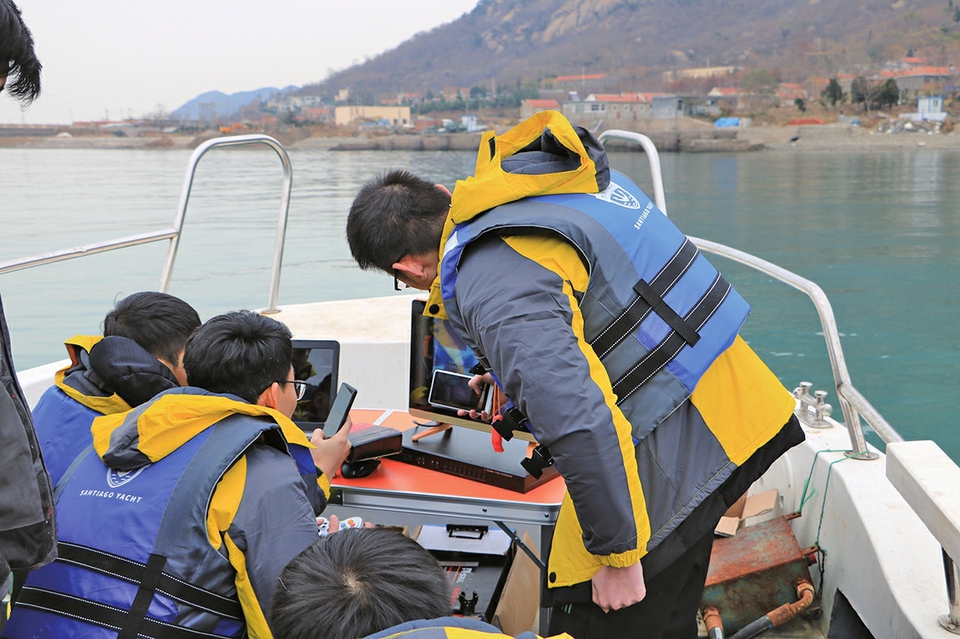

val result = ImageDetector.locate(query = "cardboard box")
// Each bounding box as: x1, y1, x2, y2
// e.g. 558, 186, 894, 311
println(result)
714, 489, 779, 537
490, 531, 540, 636
414, 524, 541, 635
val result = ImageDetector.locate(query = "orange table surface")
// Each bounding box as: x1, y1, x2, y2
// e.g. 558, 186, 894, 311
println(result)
333, 408, 567, 507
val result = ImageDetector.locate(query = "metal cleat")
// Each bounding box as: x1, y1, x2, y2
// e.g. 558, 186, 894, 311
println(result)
793, 382, 833, 429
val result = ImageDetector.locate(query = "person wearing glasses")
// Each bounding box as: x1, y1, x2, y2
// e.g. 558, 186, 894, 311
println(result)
346, 112, 803, 639
4, 310, 353, 639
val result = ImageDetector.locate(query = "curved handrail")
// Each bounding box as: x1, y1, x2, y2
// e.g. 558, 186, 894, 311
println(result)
160, 134, 292, 312
0, 134, 292, 313
597, 128, 903, 456
691, 236, 902, 450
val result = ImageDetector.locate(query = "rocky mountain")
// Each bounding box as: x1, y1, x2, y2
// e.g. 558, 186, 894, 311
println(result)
303, 0, 959, 99
171, 87, 295, 122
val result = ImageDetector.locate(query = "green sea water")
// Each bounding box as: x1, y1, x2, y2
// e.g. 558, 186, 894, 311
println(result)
2, 145, 958, 461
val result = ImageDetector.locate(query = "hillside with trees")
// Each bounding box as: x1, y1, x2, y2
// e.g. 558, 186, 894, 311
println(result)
299, 0, 960, 102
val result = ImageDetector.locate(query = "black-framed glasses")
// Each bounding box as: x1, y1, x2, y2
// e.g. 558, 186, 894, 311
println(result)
393, 275, 411, 291
392, 253, 411, 291
283, 379, 308, 400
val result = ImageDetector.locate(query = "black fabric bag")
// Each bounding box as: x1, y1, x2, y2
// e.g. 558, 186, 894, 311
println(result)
0, 294, 56, 572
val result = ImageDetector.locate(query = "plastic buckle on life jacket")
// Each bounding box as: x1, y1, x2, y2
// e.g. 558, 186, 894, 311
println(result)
492, 406, 528, 441
520, 444, 554, 479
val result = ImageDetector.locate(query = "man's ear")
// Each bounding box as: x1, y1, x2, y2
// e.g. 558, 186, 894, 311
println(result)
392, 254, 431, 279
435, 183, 451, 196
257, 382, 281, 410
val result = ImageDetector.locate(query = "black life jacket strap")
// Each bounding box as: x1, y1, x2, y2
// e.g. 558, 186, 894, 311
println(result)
633, 279, 701, 348
118, 553, 167, 639
590, 238, 700, 359
15, 586, 236, 639
612, 274, 731, 405
56, 541, 243, 620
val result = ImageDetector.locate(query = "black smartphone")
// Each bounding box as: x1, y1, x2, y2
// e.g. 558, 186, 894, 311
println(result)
324, 382, 358, 435
427, 370, 482, 412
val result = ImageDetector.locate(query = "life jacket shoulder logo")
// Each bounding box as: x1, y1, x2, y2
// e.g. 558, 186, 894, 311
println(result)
106, 466, 148, 488
591, 181, 641, 210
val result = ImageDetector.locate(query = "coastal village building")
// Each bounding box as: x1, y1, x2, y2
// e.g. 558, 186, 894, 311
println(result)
443, 86, 470, 101
381, 92, 422, 106
707, 87, 741, 111
901, 95, 947, 122
776, 83, 808, 107
335, 105, 411, 127
553, 73, 607, 86
880, 66, 955, 92
563, 93, 652, 126
651, 95, 701, 119
839, 63, 956, 96
520, 99, 561, 118
662, 66, 738, 82
460, 114, 483, 132
294, 107, 331, 123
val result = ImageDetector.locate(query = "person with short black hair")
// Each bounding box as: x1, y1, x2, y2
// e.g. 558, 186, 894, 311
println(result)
183, 309, 295, 403
0, 0, 41, 104
271, 527, 569, 639
4, 310, 351, 639
346, 112, 804, 639
103, 290, 203, 381
31, 291, 201, 486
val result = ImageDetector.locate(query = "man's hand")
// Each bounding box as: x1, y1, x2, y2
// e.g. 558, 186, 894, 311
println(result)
457, 372, 496, 421
309, 417, 354, 478
592, 561, 646, 613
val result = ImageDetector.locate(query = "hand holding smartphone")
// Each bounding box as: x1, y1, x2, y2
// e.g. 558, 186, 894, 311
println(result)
324, 383, 357, 436
428, 370, 485, 412
310, 383, 357, 479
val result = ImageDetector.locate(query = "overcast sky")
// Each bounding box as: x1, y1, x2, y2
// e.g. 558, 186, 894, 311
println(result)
1, 0, 479, 124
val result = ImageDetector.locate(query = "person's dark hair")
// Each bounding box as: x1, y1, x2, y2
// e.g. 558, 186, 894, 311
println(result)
0, 0, 42, 104
270, 528, 450, 639
347, 170, 450, 274
102, 292, 201, 365
183, 310, 292, 403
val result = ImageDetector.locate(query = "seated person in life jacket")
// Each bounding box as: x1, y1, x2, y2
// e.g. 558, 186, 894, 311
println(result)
31, 291, 201, 487
3, 310, 355, 639
270, 526, 572, 639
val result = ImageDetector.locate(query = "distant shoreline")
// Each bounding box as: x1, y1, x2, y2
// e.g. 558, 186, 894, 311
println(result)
1, 125, 958, 152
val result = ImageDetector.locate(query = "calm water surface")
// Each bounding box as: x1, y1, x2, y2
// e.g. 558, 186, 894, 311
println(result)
2, 145, 958, 461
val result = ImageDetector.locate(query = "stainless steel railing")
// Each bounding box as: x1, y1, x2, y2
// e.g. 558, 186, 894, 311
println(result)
598, 128, 902, 457
0, 134, 292, 313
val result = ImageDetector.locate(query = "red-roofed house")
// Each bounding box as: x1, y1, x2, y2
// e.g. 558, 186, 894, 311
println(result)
520, 99, 561, 118
776, 83, 808, 107
294, 107, 331, 123
706, 87, 742, 111
563, 92, 650, 125
707, 87, 740, 98
881, 66, 955, 92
